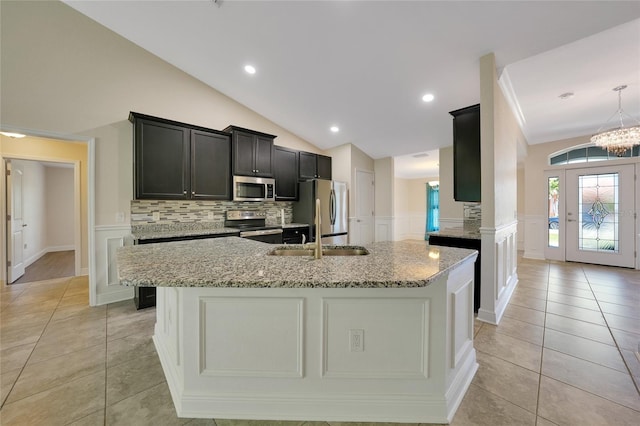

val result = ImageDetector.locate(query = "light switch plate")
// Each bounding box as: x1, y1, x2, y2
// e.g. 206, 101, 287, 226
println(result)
152, 212, 160, 221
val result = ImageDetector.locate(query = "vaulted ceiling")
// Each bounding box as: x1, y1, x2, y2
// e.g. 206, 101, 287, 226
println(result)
64, 1, 640, 177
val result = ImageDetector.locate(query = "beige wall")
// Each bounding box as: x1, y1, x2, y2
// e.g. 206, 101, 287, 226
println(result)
374, 157, 394, 217
2, 136, 88, 269
480, 53, 523, 228
0, 0, 325, 238
327, 143, 375, 219
438, 146, 464, 222
46, 167, 75, 248
523, 135, 589, 218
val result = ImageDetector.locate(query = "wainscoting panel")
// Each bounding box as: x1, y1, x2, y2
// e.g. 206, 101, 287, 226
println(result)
524, 215, 546, 260
374, 216, 393, 242
94, 225, 133, 305
478, 221, 519, 325
199, 296, 304, 378
321, 297, 430, 379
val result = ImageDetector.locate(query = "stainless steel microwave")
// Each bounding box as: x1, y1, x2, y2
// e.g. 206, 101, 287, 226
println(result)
233, 176, 276, 202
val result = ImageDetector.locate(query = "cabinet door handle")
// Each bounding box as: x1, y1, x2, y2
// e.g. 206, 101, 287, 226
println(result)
191, 191, 195, 195
183, 190, 187, 195
256, 169, 259, 173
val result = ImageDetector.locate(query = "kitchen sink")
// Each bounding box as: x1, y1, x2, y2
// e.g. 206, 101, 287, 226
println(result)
269, 246, 369, 257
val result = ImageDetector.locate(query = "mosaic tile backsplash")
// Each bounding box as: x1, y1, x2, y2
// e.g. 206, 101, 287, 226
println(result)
131, 200, 294, 232
463, 203, 481, 231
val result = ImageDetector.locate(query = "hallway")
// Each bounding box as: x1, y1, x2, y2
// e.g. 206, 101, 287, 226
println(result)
13, 250, 75, 285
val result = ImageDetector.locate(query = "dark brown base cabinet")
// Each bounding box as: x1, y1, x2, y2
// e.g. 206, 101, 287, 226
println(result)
274, 146, 299, 200
299, 151, 332, 180
283, 226, 309, 244
428, 235, 481, 312
130, 112, 232, 200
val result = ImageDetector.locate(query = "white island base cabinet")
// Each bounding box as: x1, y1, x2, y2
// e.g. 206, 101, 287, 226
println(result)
153, 257, 477, 424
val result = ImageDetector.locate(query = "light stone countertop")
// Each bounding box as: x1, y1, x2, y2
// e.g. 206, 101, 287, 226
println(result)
428, 227, 481, 240
116, 237, 477, 289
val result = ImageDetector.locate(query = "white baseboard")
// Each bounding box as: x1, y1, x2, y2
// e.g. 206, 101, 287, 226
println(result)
24, 245, 75, 268
47, 245, 75, 252
80, 267, 89, 276
25, 248, 48, 268
95, 287, 134, 306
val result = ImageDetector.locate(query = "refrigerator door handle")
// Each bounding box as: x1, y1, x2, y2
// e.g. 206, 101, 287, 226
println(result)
330, 189, 336, 225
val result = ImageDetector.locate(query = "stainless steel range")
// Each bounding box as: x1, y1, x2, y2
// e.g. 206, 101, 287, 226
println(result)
225, 210, 283, 244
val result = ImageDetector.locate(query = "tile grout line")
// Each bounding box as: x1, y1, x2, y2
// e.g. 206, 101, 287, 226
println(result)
583, 268, 640, 397
0, 277, 72, 410
533, 262, 550, 424
103, 302, 109, 426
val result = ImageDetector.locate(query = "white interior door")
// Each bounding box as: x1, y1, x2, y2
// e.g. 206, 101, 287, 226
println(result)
354, 170, 375, 245
566, 164, 635, 268
7, 161, 26, 282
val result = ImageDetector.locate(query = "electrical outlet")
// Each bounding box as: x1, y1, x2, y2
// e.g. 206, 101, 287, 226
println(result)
152, 212, 160, 221
349, 329, 364, 352
208, 211, 214, 220
115, 212, 125, 223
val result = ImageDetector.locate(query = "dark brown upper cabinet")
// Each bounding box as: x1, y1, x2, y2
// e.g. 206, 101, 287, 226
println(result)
299, 151, 332, 180
130, 112, 231, 200
224, 126, 276, 178
273, 146, 299, 201
450, 104, 481, 202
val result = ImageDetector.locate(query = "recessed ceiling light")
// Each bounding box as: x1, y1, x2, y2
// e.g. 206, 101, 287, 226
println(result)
558, 92, 574, 100
412, 152, 429, 158
244, 65, 256, 75
330, 126, 339, 133
422, 93, 435, 102
0, 131, 26, 138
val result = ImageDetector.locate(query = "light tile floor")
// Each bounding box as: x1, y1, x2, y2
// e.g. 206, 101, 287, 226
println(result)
1, 255, 639, 425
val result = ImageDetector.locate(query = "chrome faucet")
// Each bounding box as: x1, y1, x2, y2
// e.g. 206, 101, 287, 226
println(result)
305, 198, 323, 259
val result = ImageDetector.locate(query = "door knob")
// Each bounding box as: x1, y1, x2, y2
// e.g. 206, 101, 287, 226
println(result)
567, 219, 576, 222
22, 224, 27, 227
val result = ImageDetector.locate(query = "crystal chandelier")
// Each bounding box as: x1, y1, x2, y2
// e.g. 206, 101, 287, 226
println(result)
590, 85, 640, 156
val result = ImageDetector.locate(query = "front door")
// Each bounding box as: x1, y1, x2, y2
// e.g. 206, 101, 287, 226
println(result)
565, 164, 635, 268
6, 160, 26, 282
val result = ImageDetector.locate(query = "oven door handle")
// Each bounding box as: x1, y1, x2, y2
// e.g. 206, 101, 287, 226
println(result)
240, 229, 283, 237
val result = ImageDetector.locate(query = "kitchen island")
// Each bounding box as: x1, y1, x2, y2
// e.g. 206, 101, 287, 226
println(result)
117, 237, 478, 423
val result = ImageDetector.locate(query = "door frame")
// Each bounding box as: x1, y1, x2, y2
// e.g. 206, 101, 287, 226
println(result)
4, 157, 81, 279
0, 125, 96, 303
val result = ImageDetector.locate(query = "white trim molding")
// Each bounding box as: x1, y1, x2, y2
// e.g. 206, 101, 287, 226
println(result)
393, 214, 427, 241
477, 220, 519, 325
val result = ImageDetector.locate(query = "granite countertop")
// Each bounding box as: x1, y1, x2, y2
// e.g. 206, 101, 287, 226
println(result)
282, 223, 309, 229
132, 222, 310, 241
116, 237, 477, 289
428, 227, 481, 240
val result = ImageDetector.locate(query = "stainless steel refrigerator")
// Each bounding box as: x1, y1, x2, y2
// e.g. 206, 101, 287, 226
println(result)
293, 180, 348, 244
